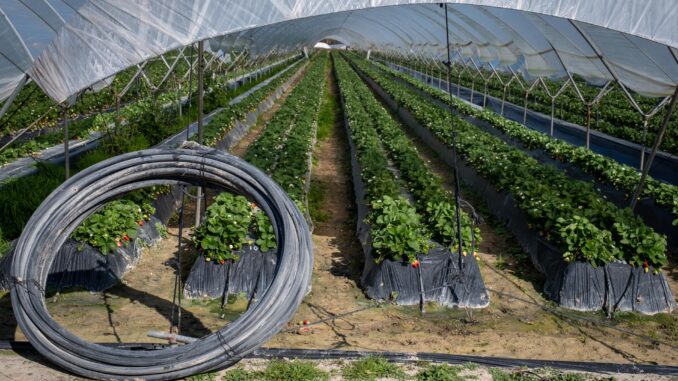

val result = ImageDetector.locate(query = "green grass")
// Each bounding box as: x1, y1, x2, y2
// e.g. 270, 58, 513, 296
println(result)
417, 364, 465, 381
342, 357, 407, 381
222, 369, 256, 381
308, 180, 330, 223
316, 63, 340, 141
223, 360, 328, 381
489, 368, 613, 381
258, 360, 329, 381
185, 372, 219, 381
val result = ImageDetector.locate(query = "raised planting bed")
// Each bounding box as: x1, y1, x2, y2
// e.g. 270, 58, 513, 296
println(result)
334, 55, 488, 308
184, 54, 327, 300
0, 194, 176, 293
375, 61, 678, 249
349, 55, 675, 314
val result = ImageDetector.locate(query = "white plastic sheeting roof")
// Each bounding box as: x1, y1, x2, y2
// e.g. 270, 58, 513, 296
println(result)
0, 0, 85, 101
3, 0, 678, 103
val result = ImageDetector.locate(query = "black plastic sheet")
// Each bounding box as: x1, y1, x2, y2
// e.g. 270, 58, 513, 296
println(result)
0, 215, 164, 293
183, 248, 277, 300
359, 64, 675, 314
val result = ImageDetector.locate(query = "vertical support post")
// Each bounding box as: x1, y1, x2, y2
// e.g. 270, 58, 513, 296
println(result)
501, 85, 507, 115
62, 106, 70, 180
585, 104, 592, 149
443, 3, 465, 273
639, 117, 649, 170
523, 91, 529, 124
550, 98, 556, 136
630, 87, 678, 211
470, 79, 475, 104
195, 40, 205, 226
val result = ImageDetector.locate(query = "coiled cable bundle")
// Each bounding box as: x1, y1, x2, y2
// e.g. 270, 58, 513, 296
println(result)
10, 144, 313, 380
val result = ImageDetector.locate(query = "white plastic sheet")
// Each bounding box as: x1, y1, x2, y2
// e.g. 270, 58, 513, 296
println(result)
0, 0, 676, 103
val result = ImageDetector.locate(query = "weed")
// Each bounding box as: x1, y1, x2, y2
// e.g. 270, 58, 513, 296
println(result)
185, 371, 218, 381
222, 369, 255, 381
343, 357, 406, 381
417, 363, 463, 381
308, 180, 330, 223
258, 360, 328, 381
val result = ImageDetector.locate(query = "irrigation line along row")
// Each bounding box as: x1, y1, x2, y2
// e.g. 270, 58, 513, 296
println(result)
1, 342, 676, 376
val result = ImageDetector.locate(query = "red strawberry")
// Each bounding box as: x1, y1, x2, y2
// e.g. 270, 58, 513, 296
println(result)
138, 220, 144, 226
219, 259, 226, 265
303, 320, 310, 325
123, 235, 130, 241
412, 260, 420, 269
643, 261, 649, 268
116, 241, 122, 248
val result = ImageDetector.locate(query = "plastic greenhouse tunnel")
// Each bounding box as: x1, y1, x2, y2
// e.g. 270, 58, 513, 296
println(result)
0, 1, 677, 380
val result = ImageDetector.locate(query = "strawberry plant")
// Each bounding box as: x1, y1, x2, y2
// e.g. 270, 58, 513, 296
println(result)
369, 196, 430, 264
253, 210, 277, 252
193, 193, 253, 262
72, 199, 151, 254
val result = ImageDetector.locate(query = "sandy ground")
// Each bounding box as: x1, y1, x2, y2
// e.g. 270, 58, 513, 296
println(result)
0, 59, 676, 380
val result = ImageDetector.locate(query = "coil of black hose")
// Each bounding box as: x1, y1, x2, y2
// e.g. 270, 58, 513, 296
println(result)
10, 143, 313, 380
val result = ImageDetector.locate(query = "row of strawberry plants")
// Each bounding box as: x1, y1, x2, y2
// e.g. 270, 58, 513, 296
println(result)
0, 53, 298, 167
335, 54, 480, 256
245, 56, 327, 208
349, 55, 668, 270
201, 60, 305, 146
334, 57, 429, 264
0, 60, 305, 254
373, 60, 678, 223
381, 55, 678, 155
194, 55, 327, 263
0, 50, 295, 137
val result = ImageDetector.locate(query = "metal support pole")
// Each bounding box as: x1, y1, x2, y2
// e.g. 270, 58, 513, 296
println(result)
62, 107, 70, 180
630, 87, 678, 211
585, 104, 592, 149
470, 79, 475, 104
550, 98, 556, 136
483, 81, 488, 108
523, 91, 529, 124
195, 40, 205, 227
443, 3, 465, 271
501, 85, 507, 115
639, 117, 649, 170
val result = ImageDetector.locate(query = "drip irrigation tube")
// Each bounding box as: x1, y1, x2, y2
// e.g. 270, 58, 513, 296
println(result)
1, 342, 676, 376
8, 143, 313, 380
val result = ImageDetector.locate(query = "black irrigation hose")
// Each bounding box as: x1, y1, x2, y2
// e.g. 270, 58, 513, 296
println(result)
249, 348, 678, 376
1, 342, 676, 376
9, 143, 313, 380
